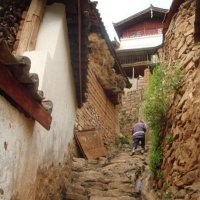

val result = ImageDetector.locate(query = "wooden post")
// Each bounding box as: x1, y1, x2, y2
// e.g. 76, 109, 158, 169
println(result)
16, 0, 47, 55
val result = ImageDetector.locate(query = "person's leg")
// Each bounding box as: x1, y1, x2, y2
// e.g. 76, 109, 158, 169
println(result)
140, 137, 145, 153
132, 138, 139, 155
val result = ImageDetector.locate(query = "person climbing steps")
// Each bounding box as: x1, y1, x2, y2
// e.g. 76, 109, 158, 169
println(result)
131, 119, 147, 156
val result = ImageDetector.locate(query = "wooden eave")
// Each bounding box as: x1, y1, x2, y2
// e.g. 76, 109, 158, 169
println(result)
0, 39, 52, 130
0, 63, 52, 130
66, 0, 131, 107
66, 0, 90, 108
113, 5, 168, 38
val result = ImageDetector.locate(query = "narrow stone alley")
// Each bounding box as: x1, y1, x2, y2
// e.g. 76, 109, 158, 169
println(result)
66, 141, 150, 200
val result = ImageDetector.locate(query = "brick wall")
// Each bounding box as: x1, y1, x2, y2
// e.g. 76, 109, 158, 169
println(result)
75, 68, 120, 147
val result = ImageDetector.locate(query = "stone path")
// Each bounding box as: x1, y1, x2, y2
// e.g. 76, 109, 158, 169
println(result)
66, 143, 150, 200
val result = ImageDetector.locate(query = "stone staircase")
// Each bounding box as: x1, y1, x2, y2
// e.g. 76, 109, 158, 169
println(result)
66, 144, 150, 200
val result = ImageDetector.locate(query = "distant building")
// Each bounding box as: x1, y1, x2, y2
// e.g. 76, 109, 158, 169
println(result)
113, 5, 168, 90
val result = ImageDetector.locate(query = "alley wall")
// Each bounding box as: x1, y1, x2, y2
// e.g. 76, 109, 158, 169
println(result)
119, 90, 143, 136
75, 33, 121, 147
157, 0, 200, 199
0, 3, 76, 200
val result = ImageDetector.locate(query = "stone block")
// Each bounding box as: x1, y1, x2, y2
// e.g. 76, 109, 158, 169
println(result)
184, 28, 194, 37
186, 36, 193, 48
185, 61, 194, 73
178, 44, 187, 58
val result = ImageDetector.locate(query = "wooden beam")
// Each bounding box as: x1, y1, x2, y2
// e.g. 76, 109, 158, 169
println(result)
0, 63, 52, 130
16, 0, 47, 55
78, 0, 83, 108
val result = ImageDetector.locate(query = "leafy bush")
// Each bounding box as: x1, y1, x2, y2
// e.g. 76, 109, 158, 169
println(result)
115, 136, 131, 147
120, 117, 125, 126
142, 63, 182, 173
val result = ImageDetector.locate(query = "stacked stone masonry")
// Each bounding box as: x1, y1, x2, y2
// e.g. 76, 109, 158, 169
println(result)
119, 90, 143, 136
158, 0, 200, 199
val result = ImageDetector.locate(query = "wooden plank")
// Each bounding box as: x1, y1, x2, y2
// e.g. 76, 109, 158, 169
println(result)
0, 64, 52, 130
16, 0, 47, 55
27, 0, 46, 21
75, 129, 107, 160
26, 15, 41, 51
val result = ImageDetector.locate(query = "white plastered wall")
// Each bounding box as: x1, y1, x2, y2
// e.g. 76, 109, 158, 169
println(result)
118, 34, 163, 50
0, 3, 77, 200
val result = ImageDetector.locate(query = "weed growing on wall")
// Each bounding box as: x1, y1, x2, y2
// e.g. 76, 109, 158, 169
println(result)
165, 134, 173, 144
142, 63, 183, 173
115, 135, 131, 147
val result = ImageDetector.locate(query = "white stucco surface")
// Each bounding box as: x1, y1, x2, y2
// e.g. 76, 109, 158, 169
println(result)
124, 78, 137, 93
118, 34, 163, 50
0, 3, 76, 200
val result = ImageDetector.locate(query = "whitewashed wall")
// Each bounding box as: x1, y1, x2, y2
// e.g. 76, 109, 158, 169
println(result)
118, 34, 163, 50
0, 3, 77, 200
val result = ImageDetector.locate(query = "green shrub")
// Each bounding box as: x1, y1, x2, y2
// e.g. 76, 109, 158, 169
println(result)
142, 63, 183, 173
121, 108, 126, 115
115, 136, 131, 147
120, 117, 125, 126
126, 116, 133, 122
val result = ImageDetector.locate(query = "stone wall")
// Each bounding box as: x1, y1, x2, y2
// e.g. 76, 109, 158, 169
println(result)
158, 0, 200, 199
120, 68, 150, 136
137, 68, 151, 90
119, 89, 143, 136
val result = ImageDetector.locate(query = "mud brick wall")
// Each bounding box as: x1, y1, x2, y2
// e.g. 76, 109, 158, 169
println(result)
156, 0, 200, 199
119, 89, 143, 136
75, 68, 120, 147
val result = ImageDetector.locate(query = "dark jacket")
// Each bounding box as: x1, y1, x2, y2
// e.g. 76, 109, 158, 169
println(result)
132, 122, 147, 138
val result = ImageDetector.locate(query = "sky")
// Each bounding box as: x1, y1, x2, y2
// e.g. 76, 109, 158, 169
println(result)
90, 0, 173, 40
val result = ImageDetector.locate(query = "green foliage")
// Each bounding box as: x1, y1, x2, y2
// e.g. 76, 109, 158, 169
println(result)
120, 117, 125, 126
142, 63, 183, 174
120, 108, 134, 127
115, 138, 121, 146
115, 136, 131, 147
120, 108, 126, 115
126, 116, 133, 122
157, 171, 163, 179
165, 134, 173, 144
163, 190, 172, 199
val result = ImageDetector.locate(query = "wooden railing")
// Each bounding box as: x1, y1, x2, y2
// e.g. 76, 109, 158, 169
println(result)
121, 28, 163, 39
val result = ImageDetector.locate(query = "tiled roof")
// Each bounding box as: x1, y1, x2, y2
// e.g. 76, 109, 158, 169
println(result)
66, 0, 131, 107
113, 5, 168, 38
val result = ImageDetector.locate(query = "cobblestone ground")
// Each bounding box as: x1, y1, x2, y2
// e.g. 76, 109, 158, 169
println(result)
66, 142, 151, 200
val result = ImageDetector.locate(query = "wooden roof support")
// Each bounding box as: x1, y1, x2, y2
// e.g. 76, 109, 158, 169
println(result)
16, 0, 47, 55
194, 0, 200, 43
78, 0, 83, 107
0, 63, 52, 130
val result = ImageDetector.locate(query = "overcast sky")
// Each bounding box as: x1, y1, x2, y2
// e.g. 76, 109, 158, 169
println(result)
91, 0, 173, 40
